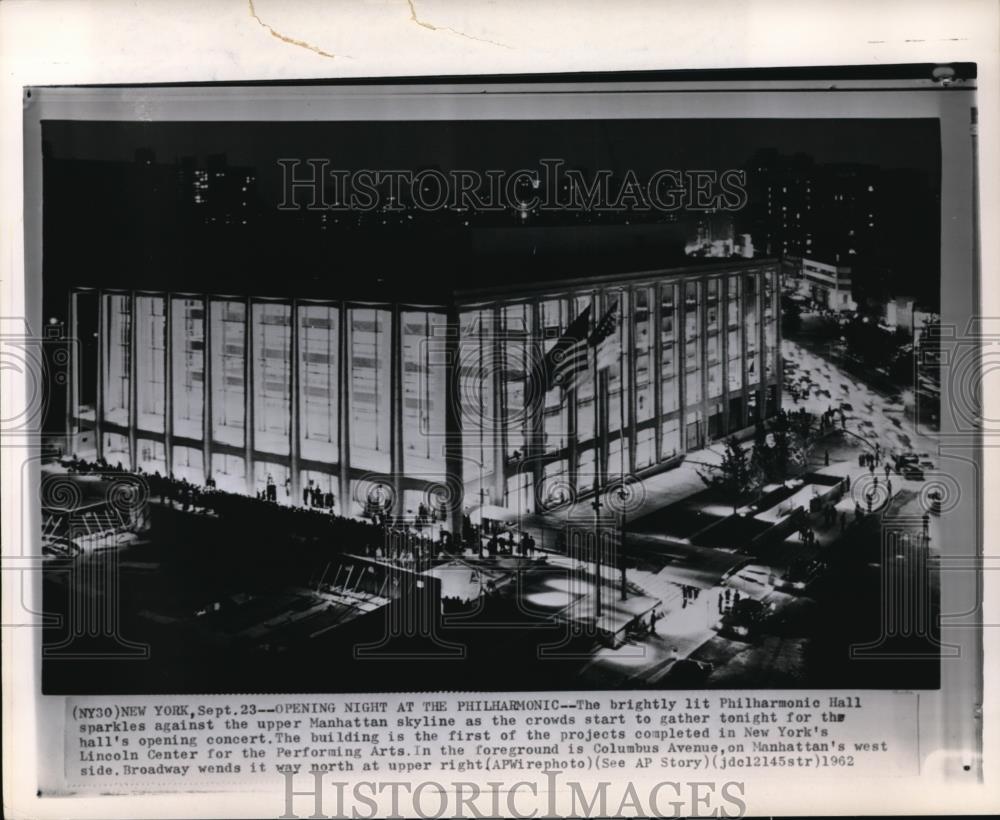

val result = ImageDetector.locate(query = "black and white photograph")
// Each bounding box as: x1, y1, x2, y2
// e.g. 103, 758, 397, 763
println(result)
37, 83, 957, 695
4, 2, 997, 817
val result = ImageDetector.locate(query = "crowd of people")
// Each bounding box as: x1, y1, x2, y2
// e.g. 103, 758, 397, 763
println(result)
57, 455, 546, 574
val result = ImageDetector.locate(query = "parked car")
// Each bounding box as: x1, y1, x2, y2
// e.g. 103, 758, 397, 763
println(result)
772, 559, 825, 594
714, 599, 770, 640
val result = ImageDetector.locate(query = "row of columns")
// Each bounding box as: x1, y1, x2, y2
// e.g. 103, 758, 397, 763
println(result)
67, 267, 780, 532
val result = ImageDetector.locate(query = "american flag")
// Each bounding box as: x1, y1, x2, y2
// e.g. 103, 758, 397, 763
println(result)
590, 301, 621, 372
541, 301, 620, 394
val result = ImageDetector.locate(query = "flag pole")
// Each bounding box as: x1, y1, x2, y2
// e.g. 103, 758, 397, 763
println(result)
591, 326, 602, 626
619, 294, 628, 602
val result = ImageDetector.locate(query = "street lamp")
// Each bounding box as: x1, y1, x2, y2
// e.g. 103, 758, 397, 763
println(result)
616, 483, 628, 601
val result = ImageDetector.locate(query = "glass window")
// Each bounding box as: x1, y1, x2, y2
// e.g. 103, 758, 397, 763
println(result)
661, 418, 681, 460
608, 434, 629, 480
706, 278, 720, 333
707, 334, 723, 398
764, 269, 777, 382
103, 293, 131, 426
172, 445, 204, 485
211, 452, 246, 495
210, 300, 246, 447
633, 286, 654, 423
506, 468, 534, 517
606, 293, 628, 435
684, 280, 700, 375
728, 327, 743, 392
576, 446, 596, 493
401, 489, 428, 520
352, 479, 393, 521
727, 275, 740, 328
500, 304, 530, 462
686, 368, 702, 406
635, 425, 655, 470
172, 298, 204, 440
253, 302, 291, 455
575, 293, 596, 444
539, 461, 570, 511
300, 470, 337, 509
660, 283, 678, 413
136, 438, 166, 474
685, 409, 703, 451
102, 431, 130, 468
744, 274, 760, 385
299, 304, 339, 464
73, 291, 100, 423
402, 310, 448, 473
254, 461, 290, 503
135, 296, 165, 432
459, 308, 496, 491
541, 298, 569, 453
349, 307, 391, 472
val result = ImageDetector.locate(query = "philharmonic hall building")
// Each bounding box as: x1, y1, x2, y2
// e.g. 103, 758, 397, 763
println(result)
63, 257, 781, 531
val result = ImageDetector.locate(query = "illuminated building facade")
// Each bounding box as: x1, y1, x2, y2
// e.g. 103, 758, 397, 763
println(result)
65, 258, 781, 530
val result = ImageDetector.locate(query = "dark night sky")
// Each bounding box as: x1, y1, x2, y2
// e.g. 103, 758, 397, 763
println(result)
42, 118, 941, 204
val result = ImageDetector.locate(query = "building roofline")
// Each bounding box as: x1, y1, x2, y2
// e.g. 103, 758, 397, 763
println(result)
453, 256, 779, 302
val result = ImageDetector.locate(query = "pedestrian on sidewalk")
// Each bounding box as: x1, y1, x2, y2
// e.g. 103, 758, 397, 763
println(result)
885, 463, 891, 480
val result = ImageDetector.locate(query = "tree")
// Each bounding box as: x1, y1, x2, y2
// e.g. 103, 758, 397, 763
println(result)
750, 409, 816, 483
698, 436, 762, 511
